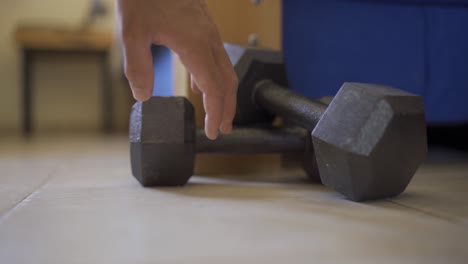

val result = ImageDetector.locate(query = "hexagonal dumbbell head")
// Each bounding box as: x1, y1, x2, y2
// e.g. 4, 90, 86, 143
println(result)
312, 83, 427, 201
225, 43, 289, 125
130, 97, 196, 186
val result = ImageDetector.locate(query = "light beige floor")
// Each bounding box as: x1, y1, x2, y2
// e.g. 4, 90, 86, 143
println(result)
0, 136, 467, 264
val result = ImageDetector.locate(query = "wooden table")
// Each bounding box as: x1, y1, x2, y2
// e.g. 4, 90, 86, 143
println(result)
15, 25, 114, 135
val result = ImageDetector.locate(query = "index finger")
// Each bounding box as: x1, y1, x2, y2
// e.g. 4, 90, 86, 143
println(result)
121, 36, 154, 101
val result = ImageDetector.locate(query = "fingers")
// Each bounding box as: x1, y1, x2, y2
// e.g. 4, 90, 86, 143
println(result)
178, 47, 224, 140
211, 42, 238, 134
163, 1, 237, 139
175, 39, 237, 139
122, 38, 154, 101
198, 3, 237, 134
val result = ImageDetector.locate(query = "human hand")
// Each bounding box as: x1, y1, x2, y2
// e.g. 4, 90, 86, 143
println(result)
117, 0, 238, 140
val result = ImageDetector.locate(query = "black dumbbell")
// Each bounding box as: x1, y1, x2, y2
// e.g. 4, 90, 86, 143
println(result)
225, 43, 428, 201
130, 96, 317, 186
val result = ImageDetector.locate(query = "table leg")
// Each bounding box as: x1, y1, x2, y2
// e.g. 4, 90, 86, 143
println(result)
101, 52, 113, 133
22, 50, 33, 137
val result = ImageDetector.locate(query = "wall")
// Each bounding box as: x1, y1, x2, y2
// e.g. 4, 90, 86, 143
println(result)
0, 0, 130, 134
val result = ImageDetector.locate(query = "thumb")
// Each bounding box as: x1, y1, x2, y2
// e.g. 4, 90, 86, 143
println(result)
122, 40, 154, 101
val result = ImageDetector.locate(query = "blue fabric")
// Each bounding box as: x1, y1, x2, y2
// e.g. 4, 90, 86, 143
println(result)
348, 0, 468, 5
283, 1, 468, 124
151, 45, 173, 97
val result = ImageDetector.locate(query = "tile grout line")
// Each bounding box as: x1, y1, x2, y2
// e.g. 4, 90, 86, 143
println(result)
387, 200, 462, 225
0, 167, 60, 224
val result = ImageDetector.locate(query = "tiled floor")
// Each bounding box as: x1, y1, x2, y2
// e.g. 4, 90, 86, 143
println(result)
0, 136, 467, 264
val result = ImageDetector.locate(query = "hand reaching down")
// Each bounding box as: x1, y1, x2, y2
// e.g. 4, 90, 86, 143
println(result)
117, 0, 238, 139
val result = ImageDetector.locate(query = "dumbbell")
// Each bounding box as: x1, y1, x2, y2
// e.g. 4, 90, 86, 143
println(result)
225, 43, 427, 201
130, 96, 318, 186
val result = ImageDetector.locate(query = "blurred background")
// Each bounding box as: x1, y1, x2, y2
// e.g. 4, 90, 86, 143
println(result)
0, 0, 133, 135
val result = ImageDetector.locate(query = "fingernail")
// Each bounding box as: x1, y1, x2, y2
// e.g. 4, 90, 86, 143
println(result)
206, 130, 218, 140
132, 87, 152, 102
205, 124, 219, 140
220, 121, 233, 134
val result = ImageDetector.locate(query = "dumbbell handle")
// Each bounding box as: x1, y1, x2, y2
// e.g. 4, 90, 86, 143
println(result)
196, 127, 310, 154
254, 80, 327, 131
